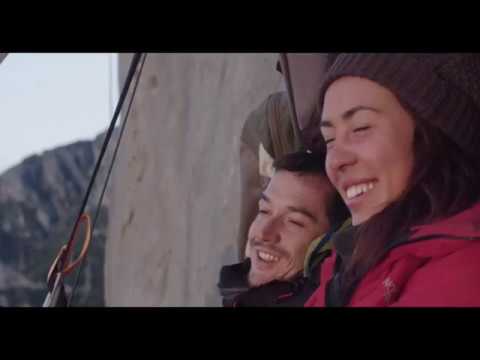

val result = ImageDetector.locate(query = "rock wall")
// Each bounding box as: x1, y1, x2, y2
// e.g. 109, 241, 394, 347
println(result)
105, 54, 284, 306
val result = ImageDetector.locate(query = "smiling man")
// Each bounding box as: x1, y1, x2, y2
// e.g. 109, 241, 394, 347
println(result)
218, 150, 348, 307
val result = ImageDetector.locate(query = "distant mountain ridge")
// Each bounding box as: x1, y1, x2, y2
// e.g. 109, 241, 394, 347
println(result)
0, 129, 118, 306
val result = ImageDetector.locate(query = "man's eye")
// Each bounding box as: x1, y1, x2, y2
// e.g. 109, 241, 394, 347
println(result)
259, 209, 269, 215
288, 220, 305, 228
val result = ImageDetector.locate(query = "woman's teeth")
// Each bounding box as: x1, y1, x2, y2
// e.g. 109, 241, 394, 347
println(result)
346, 182, 375, 200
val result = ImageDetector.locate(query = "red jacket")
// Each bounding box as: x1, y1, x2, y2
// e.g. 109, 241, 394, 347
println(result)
305, 202, 480, 307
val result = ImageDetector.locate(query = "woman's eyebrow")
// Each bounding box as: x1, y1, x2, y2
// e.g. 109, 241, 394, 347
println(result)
320, 105, 380, 127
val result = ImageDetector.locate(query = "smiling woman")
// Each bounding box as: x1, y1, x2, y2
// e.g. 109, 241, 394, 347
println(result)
306, 53, 480, 307
0, 53, 117, 174
321, 77, 416, 226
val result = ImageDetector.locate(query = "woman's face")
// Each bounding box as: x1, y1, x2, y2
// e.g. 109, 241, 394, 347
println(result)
320, 76, 416, 225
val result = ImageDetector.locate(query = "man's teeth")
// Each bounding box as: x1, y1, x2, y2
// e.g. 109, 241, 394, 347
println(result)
258, 251, 279, 263
346, 182, 375, 200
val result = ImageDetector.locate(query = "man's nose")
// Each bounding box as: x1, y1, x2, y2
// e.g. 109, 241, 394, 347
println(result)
256, 218, 281, 244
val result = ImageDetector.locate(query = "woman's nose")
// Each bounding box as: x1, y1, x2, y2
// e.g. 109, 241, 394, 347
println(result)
326, 143, 357, 174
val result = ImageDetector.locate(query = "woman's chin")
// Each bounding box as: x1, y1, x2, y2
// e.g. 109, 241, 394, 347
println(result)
351, 211, 374, 226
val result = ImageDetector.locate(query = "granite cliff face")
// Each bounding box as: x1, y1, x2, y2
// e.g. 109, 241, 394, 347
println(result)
105, 54, 284, 305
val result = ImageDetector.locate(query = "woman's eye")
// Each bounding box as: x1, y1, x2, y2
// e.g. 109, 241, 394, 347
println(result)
324, 138, 335, 145
353, 126, 371, 133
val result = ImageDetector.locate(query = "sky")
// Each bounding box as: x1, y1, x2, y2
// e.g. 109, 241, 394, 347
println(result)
0, 53, 119, 173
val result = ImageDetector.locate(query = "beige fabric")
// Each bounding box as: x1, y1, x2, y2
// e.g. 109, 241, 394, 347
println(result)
258, 143, 275, 179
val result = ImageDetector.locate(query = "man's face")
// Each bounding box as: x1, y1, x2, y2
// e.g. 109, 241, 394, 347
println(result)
247, 170, 333, 287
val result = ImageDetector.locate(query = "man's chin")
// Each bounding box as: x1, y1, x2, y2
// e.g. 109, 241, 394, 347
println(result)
248, 271, 275, 288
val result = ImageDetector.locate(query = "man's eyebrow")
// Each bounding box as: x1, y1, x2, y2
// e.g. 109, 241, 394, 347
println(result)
260, 193, 317, 222
320, 105, 380, 127
286, 206, 317, 223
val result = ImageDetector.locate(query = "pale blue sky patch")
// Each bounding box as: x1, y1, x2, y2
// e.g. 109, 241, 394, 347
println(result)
0, 53, 119, 173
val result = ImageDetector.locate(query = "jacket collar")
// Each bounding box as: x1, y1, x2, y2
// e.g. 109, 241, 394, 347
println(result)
410, 201, 480, 241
